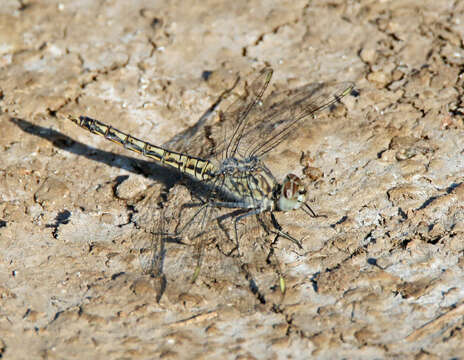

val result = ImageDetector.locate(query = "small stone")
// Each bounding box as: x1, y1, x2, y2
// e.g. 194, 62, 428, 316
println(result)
387, 185, 425, 209
114, 176, 149, 200
429, 222, 445, 239
34, 177, 70, 210
130, 279, 156, 296
367, 71, 391, 87
398, 159, 426, 178
100, 213, 114, 224
452, 183, 464, 201
360, 47, 377, 64
205, 324, 220, 335
303, 166, 323, 181
378, 149, 396, 163
392, 69, 404, 81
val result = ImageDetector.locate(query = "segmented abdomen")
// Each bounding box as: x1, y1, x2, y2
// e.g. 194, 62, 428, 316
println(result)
69, 116, 216, 181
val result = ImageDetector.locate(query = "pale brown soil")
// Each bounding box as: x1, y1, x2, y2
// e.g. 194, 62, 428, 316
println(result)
1, 0, 463, 359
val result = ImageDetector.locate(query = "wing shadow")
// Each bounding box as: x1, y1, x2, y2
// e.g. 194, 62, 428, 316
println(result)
10, 117, 181, 187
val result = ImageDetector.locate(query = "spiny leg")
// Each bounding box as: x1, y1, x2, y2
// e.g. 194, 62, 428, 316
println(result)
173, 178, 226, 282
174, 202, 209, 237
229, 208, 302, 294
302, 202, 327, 219
235, 213, 288, 295
188, 174, 235, 281
269, 212, 303, 249
254, 213, 291, 294
230, 208, 305, 252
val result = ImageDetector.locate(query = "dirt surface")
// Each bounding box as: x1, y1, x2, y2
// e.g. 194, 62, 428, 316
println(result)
1, 0, 464, 358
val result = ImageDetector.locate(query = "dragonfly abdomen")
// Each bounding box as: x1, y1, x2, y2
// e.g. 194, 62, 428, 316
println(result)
69, 116, 216, 181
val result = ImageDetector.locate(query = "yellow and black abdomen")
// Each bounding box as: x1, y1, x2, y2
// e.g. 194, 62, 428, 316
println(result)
69, 116, 216, 182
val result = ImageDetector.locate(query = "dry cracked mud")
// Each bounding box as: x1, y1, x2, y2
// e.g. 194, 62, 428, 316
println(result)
1, 0, 463, 359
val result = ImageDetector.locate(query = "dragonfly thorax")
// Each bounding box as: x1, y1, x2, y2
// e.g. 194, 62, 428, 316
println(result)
219, 156, 261, 175
215, 156, 278, 210
277, 174, 306, 211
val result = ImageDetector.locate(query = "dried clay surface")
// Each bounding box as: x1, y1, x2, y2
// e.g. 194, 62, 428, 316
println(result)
1, 0, 463, 359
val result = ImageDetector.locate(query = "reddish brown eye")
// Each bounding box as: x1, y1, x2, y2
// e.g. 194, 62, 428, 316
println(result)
282, 174, 305, 200
282, 181, 293, 198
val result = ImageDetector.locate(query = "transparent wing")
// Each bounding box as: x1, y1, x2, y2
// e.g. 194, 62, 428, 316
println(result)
138, 209, 167, 278
236, 80, 355, 159
139, 234, 164, 277
163, 67, 353, 163
160, 68, 272, 162
162, 78, 240, 159
221, 67, 273, 159
209, 67, 273, 161
209, 69, 354, 160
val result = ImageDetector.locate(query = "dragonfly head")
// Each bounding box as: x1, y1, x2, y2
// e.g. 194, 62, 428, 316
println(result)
278, 174, 318, 217
277, 174, 306, 211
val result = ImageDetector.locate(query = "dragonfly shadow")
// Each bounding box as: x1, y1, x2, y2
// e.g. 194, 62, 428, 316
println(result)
10, 117, 180, 187
140, 232, 186, 303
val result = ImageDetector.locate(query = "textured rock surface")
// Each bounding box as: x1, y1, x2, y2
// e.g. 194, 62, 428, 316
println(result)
1, 0, 463, 358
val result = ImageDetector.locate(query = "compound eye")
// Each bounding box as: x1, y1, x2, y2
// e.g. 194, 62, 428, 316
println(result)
282, 174, 305, 200
278, 174, 307, 211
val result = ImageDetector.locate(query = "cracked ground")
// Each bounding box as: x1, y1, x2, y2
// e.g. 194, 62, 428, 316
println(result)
1, 0, 464, 359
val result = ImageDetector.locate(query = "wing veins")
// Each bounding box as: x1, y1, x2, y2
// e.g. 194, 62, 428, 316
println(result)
248, 82, 355, 158
225, 68, 273, 159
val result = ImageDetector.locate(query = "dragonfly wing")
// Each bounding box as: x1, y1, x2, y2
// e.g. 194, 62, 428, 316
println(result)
137, 208, 167, 277
241, 81, 355, 159
209, 67, 274, 161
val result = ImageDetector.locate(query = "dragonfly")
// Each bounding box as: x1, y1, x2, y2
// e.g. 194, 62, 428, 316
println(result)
69, 67, 354, 287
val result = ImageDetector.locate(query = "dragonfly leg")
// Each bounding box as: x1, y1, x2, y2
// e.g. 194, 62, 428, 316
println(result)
270, 212, 303, 249
174, 202, 209, 236
302, 202, 327, 219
